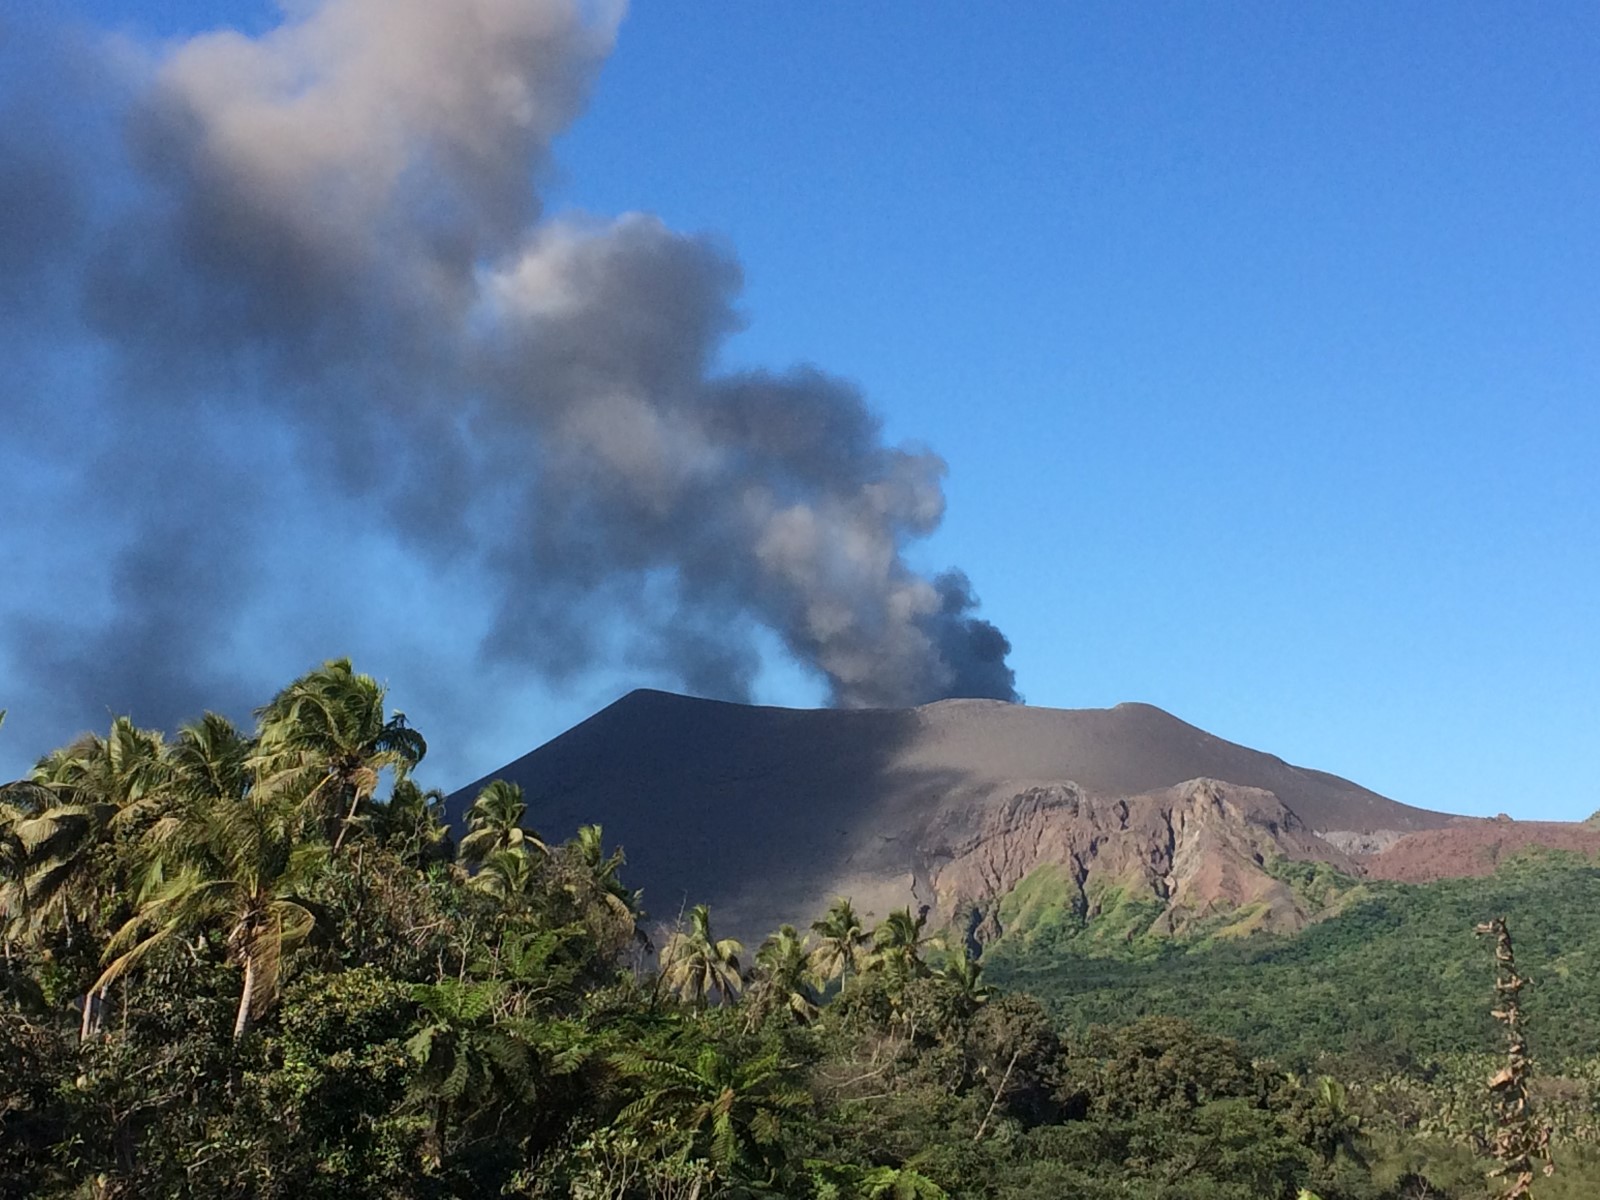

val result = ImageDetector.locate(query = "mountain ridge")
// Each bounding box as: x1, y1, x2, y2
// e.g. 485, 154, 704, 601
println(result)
451, 689, 1461, 943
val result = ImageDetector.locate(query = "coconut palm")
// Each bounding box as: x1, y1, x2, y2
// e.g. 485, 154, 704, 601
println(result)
937, 950, 990, 1008
570, 823, 639, 919
870, 907, 934, 982
5, 718, 172, 943
0, 798, 34, 951
0, 796, 21, 888
94, 793, 324, 1041
1297, 1074, 1367, 1165
660, 904, 743, 1007
1, 800, 114, 949
572, 824, 630, 900
555, 823, 645, 956
0, 712, 48, 875
251, 658, 426, 852
4, 724, 165, 1032
743, 924, 819, 1029
37, 716, 173, 822
376, 779, 454, 865
0, 713, 17, 927
167, 713, 253, 809
468, 846, 537, 906
459, 780, 544, 866
809, 897, 870, 986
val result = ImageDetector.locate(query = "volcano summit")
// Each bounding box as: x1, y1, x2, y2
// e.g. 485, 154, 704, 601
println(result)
453, 691, 1483, 944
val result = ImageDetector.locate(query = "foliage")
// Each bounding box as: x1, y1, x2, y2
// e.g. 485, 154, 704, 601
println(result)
746, 924, 822, 1029
811, 897, 872, 986
9, 668, 1600, 1198
987, 853, 1600, 1066
660, 902, 744, 1008
460, 779, 544, 867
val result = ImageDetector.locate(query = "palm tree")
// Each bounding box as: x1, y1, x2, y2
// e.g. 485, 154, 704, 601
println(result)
660, 904, 743, 1007
809, 897, 870, 987
459, 780, 543, 866
570, 823, 640, 919
5, 717, 173, 945
0, 797, 21, 895
870, 907, 934, 982
0, 712, 19, 940
4, 724, 155, 1032
0, 789, 39, 952
572, 824, 633, 903
1297, 1074, 1366, 1165
94, 793, 324, 1041
251, 659, 426, 852
937, 951, 990, 1008
468, 846, 537, 906
615, 1045, 809, 1186
554, 824, 645, 955
38, 716, 173, 822
744, 925, 819, 1028
1, 800, 114, 948
167, 713, 253, 810
376, 779, 454, 865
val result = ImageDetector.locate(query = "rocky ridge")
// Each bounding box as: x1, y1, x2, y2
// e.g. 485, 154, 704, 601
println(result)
921, 778, 1361, 945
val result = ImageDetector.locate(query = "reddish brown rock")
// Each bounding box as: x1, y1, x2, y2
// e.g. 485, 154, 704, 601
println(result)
923, 778, 1360, 939
1362, 821, 1600, 883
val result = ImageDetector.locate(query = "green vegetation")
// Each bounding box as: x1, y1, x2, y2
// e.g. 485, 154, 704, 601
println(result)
2, 664, 1596, 1197
986, 852, 1600, 1066
985, 857, 1373, 964
993, 866, 1170, 959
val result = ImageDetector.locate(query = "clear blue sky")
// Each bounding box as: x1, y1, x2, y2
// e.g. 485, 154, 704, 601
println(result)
3, 1, 1597, 820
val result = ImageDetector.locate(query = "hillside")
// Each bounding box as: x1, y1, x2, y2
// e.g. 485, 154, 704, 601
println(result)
985, 852, 1600, 1067
453, 690, 1453, 942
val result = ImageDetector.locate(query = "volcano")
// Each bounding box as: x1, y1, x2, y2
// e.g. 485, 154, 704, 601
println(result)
452, 691, 1471, 944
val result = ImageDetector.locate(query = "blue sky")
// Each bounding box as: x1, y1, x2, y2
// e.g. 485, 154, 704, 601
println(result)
3, 1, 1597, 820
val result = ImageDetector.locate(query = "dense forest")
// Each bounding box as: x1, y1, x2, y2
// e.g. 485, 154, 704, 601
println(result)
0, 662, 1593, 1198
987, 856, 1600, 1066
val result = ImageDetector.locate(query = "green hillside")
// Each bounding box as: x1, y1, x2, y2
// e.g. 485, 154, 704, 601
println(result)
985, 853, 1600, 1068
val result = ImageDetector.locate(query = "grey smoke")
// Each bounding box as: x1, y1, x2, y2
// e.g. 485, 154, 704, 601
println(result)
0, 0, 1016, 759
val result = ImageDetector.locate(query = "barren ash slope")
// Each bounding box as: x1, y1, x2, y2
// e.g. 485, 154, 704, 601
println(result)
451, 690, 1537, 946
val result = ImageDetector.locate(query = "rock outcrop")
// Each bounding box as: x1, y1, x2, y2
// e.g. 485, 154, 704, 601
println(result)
923, 778, 1360, 944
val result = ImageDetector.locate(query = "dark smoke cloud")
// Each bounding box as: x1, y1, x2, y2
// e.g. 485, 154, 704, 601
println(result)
1, 0, 1015, 766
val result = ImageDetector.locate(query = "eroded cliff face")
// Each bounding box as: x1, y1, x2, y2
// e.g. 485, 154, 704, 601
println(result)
917, 778, 1360, 944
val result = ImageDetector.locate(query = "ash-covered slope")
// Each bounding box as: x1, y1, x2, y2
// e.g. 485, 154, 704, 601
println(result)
453, 690, 1451, 942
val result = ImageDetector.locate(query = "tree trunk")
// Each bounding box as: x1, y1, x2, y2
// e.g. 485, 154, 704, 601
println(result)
233, 954, 256, 1042
80, 982, 110, 1042
973, 1050, 1021, 1143
330, 785, 362, 854
421, 1099, 444, 1168
80, 987, 96, 1042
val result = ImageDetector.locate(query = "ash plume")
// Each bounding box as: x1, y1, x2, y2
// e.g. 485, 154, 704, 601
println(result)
0, 0, 1016, 764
